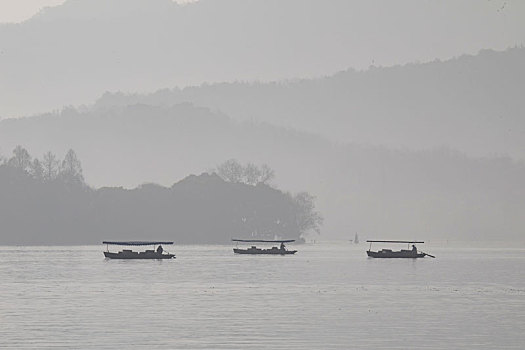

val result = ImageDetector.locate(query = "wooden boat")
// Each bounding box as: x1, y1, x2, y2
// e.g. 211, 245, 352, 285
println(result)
103, 241, 175, 259
366, 240, 435, 258
232, 239, 297, 255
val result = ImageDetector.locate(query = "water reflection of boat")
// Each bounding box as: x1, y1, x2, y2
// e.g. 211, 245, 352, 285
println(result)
103, 241, 175, 259
232, 239, 297, 255
366, 240, 434, 258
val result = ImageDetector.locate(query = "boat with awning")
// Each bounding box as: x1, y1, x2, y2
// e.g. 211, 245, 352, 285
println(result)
366, 240, 435, 258
102, 241, 175, 259
232, 239, 297, 255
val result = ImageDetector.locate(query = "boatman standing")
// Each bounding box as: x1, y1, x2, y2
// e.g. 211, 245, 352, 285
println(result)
412, 244, 417, 254
157, 245, 163, 254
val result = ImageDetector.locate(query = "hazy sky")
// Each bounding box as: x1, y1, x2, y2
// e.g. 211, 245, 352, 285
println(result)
0, 0, 524, 117
0, 0, 193, 23
1, 1, 523, 56
0, 0, 65, 22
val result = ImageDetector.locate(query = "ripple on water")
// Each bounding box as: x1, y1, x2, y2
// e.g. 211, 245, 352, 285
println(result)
0, 244, 524, 349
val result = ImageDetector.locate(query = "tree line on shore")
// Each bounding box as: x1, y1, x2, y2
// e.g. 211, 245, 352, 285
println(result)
1, 145, 84, 185
0, 146, 322, 245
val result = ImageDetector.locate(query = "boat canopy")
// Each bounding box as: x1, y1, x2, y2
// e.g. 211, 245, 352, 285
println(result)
366, 240, 424, 244
232, 239, 295, 243
102, 241, 174, 245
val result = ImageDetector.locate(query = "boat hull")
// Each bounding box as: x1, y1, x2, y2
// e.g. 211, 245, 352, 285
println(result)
104, 251, 175, 259
367, 250, 426, 258
233, 248, 297, 255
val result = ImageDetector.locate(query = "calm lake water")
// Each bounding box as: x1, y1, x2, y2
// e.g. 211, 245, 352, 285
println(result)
0, 243, 524, 349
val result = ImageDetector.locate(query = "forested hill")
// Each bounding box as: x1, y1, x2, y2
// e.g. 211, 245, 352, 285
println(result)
0, 156, 321, 245
95, 47, 525, 160
1, 104, 524, 243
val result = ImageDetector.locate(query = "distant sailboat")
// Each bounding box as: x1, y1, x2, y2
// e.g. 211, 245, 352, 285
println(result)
354, 233, 359, 244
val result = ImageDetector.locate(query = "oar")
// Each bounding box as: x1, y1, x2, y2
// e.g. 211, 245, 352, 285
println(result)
422, 252, 436, 258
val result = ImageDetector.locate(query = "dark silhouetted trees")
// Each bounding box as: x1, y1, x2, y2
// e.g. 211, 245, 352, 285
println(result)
1, 146, 85, 187
0, 147, 322, 244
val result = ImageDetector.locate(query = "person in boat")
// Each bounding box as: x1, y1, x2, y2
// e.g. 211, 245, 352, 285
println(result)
157, 245, 164, 254
280, 242, 286, 251
412, 244, 417, 254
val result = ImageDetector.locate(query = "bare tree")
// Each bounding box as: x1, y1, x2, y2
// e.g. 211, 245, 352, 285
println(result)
259, 164, 275, 184
7, 145, 31, 172
29, 159, 44, 181
42, 151, 59, 181
216, 159, 243, 183
59, 149, 84, 185
243, 162, 262, 185
216, 160, 276, 186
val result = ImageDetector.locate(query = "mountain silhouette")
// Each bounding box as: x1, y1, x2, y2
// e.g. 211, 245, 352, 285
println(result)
95, 47, 525, 161
1, 0, 522, 118
1, 103, 524, 242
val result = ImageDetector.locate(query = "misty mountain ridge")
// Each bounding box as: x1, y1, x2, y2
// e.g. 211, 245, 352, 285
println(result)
94, 47, 525, 161
2, 0, 520, 118
0, 103, 330, 189
1, 102, 524, 243
0, 0, 375, 116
